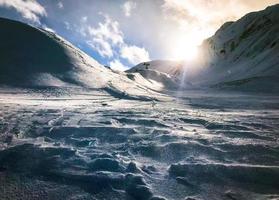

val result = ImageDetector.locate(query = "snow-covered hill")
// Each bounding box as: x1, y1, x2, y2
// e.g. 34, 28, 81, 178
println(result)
128, 5, 279, 93
0, 18, 159, 100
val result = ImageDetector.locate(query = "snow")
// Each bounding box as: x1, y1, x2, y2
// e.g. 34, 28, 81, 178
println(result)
128, 60, 184, 75
0, 5, 279, 200
0, 89, 279, 200
127, 60, 195, 90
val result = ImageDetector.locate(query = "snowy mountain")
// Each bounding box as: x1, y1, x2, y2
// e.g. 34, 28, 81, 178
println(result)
126, 60, 183, 89
128, 60, 183, 75
0, 17, 159, 100
128, 4, 279, 93
126, 60, 195, 90
195, 4, 279, 92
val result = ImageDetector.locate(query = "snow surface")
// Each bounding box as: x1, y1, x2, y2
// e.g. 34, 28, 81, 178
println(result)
0, 89, 279, 200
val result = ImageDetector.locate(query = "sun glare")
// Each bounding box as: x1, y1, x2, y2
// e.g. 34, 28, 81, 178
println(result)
170, 37, 199, 61
172, 43, 198, 61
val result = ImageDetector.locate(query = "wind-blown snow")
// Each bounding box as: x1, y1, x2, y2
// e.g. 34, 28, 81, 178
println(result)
0, 89, 278, 200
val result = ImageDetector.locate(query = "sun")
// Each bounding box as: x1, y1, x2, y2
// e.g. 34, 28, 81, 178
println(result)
168, 31, 203, 61
172, 43, 198, 61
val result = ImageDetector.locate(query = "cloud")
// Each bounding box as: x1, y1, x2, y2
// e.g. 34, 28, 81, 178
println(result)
83, 13, 150, 65
57, 1, 63, 9
0, 0, 46, 23
87, 38, 114, 58
88, 15, 123, 45
122, 1, 136, 17
121, 45, 150, 65
109, 59, 128, 71
86, 15, 124, 58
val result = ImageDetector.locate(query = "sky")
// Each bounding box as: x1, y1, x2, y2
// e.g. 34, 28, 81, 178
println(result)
0, 0, 278, 70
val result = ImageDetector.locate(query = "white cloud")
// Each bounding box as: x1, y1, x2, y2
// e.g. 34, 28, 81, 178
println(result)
120, 45, 150, 65
0, 0, 46, 23
57, 1, 63, 9
87, 38, 114, 58
109, 59, 128, 71
122, 1, 136, 17
86, 15, 124, 58
83, 14, 150, 65
88, 15, 124, 45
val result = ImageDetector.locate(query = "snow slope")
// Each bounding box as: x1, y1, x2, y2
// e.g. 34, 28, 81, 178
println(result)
195, 4, 279, 92
0, 17, 159, 100
128, 5, 279, 93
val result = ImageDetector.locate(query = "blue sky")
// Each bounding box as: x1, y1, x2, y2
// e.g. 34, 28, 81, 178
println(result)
0, 0, 278, 70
